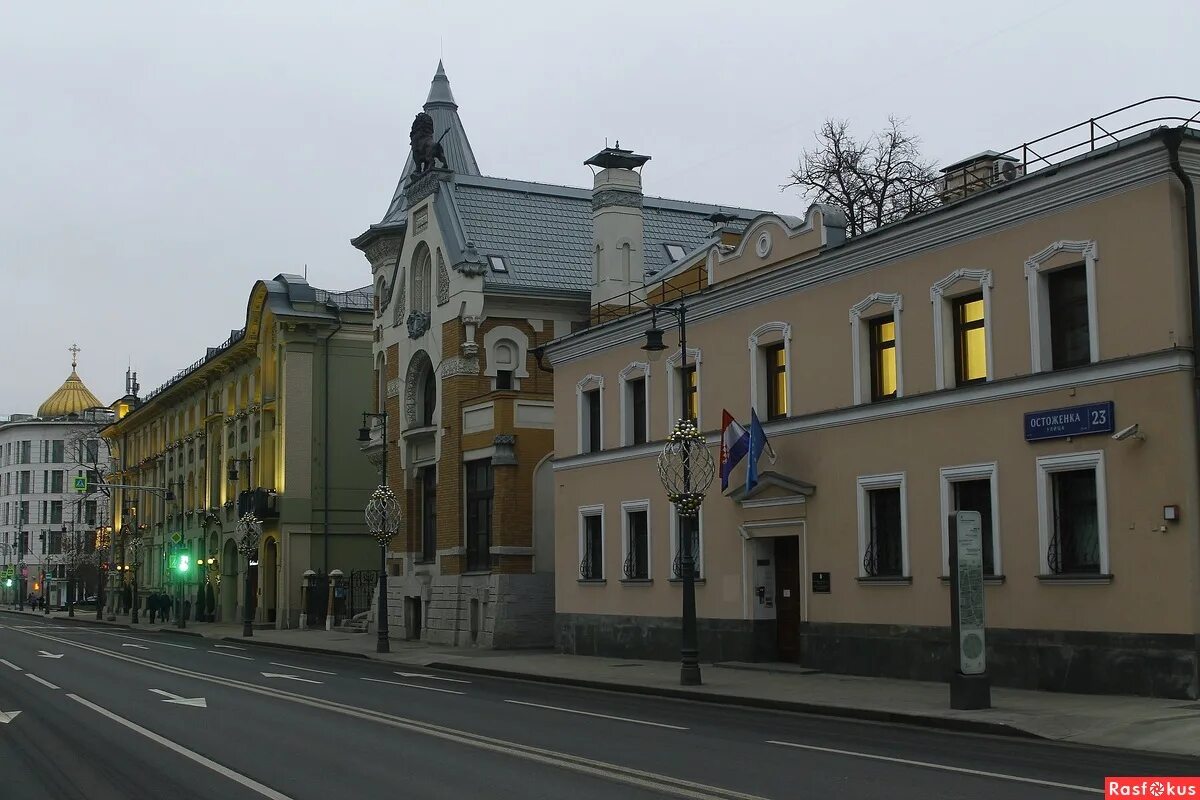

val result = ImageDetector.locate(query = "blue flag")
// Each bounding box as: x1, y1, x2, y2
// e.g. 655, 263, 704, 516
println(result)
745, 409, 775, 493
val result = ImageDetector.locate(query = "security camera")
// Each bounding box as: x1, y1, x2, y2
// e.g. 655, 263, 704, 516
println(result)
1112, 423, 1143, 441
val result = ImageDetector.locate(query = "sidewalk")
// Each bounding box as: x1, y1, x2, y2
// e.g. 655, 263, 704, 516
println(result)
6, 607, 1199, 759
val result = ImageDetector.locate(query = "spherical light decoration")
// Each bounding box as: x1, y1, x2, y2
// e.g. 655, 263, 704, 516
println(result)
235, 513, 262, 557
657, 419, 715, 518
364, 484, 402, 546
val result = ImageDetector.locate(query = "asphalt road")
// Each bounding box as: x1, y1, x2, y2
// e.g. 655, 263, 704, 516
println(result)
0, 615, 1196, 799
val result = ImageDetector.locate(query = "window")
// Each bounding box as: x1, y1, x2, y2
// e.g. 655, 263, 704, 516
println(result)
953, 293, 987, 384
1048, 265, 1090, 369
869, 316, 897, 401
50, 471, 63, 494
496, 370, 513, 391
680, 365, 698, 423
1036, 451, 1108, 577
1026, 240, 1098, 373
857, 473, 908, 579
940, 463, 1000, 577
622, 504, 649, 580
420, 466, 437, 562
421, 370, 436, 427
764, 342, 787, 420
671, 511, 702, 579
51, 440, 64, 463
579, 379, 603, 454
488, 255, 507, 273
664, 244, 687, 262
627, 377, 647, 445
18, 471, 30, 494
465, 460, 493, 572
50, 529, 62, 555
412, 244, 432, 315
85, 500, 97, 527
579, 508, 604, 581
19, 441, 30, 464
483, 328, 530, 390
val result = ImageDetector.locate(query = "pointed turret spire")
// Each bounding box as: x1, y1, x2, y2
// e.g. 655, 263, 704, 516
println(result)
375, 60, 482, 225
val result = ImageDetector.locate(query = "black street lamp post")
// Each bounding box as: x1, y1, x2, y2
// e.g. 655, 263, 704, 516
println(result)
642, 302, 716, 686
359, 412, 398, 655
129, 534, 143, 624
95, 526, 109, 622
236, 513, 261, 638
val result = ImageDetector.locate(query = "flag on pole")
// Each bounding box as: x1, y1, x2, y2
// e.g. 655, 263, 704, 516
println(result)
719, 410, 750, 492
745, 409, 777, 493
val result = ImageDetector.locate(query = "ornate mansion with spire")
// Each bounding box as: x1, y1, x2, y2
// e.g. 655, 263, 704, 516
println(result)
0, 346, 114, 608
353, 62, 761, 647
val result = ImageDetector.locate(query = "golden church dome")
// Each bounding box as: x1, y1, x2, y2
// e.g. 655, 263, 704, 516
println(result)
37, 345, 103, 418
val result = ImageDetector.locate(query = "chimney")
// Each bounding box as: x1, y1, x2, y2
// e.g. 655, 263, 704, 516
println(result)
585, 144, 651, 308
939, 151, 1024, 204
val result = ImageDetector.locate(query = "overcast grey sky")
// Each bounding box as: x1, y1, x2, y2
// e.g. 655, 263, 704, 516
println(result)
2, 0, 1196, 413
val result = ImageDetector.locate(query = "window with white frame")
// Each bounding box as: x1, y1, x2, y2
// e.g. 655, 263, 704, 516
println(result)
931, 269, 993, 390
621, 500, 650, 580
857, 472, 908, 579
1036, 451, 1109, 576
669, 508, 702, 579
483, 326, 530, 391
619, 362, 650, 446
578, 505, 605, 581
1025, 240, 1099, 373
576, 374, 604, 454
850, 293, 904, 405
665, 348, 702, 428
939, 463, 1000, 577
749, 322, 791, 421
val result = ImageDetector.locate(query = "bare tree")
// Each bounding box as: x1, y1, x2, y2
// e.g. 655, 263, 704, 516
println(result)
784, 116, 941, 237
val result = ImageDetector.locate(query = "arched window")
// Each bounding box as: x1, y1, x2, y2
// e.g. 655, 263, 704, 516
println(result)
421, 366, 436, 427
375, 276, 386, 317
411, 243, 432, 314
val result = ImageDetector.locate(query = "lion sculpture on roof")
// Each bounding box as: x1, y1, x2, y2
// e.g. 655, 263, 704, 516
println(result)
410, 112, 448, 173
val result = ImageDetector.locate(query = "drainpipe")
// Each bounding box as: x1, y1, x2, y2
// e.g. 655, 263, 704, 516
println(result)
320, 306, 344, 575
1164, 128, 1200, 699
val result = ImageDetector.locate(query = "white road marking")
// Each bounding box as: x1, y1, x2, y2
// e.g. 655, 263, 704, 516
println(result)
269, 662, 336, 675
149, 689, 207, 708
765, 741, 1101, 795
26, 674, 59, 690
68, 694, 293, 799
260, 672, 322, 684
36, 651, 63, 659
211, 651, 254, 660
0, 710, 21, 724
503, 699, 687, 730
361, 677, 465, 695
213, 644, 244, 650
20, 629, 768, 800
394, 670, 470, 684
93, 631, 195, 649
0, 659, 21, 671
121, 644, 150, 649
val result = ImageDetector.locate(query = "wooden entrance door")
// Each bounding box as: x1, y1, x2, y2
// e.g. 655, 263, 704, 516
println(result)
774, 536, 801, 662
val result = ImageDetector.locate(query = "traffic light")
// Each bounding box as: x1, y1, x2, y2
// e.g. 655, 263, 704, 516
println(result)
3, 579, 11, 588
177, 553, 191, 574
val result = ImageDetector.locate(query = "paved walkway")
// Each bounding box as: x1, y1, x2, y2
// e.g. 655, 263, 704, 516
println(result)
6, 607, 1199, 759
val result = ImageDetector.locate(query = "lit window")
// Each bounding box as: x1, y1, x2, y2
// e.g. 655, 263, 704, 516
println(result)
488, 256, 507, 273
953, 293, 987, 384
664, 244, 687, 262
763, 343, 787, 420
681, 365, 698, 423
870, 316, 897, 401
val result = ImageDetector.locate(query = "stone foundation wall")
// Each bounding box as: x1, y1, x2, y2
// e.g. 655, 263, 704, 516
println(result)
374, 572, 554, 649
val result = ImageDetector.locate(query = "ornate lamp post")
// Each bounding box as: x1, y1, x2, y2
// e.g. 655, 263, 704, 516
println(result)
643, 302, 716, 686
358, 410, 396, 654
129, 535, 144, 624
235, 513, 261, 638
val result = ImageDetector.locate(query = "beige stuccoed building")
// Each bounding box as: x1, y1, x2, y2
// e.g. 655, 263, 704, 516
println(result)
544, 100, 1200, 699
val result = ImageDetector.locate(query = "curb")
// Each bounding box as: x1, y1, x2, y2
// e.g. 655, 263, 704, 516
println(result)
423, 661, 1046, 742
221, 636, 371, 660
0, 608, 205, 638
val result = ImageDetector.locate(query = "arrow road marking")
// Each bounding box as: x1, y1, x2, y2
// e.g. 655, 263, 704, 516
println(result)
36, 651, 63, 659
0, 659, 21, 671
260, 672, 323, 684
268, 662, 336, 675
394, 671, 470, 684
362, 677, 464, 696
149, 689, 207, 708
211, 651, 253, 660
0, 711, 21, 724
122, 644, 150, 650
26, 674, 59, 690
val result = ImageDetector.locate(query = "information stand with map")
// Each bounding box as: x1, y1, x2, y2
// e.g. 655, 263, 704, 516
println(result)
949, 511, 991, 709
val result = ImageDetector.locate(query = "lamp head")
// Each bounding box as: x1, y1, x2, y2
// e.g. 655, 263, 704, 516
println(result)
357, 425, 371, 443
642, 326, 667, 362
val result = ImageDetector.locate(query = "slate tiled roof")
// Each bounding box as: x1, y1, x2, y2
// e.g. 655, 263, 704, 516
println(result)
451, 175, 759, 294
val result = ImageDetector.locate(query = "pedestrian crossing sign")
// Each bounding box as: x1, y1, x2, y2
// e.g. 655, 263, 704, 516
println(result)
73, 475, 87, 493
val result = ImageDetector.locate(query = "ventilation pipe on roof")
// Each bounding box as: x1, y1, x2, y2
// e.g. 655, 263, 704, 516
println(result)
585, 144, 651, 308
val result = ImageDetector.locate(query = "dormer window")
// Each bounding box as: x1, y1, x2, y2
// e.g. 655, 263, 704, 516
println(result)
664, 244, 687, 262
488, 256, 507, 273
